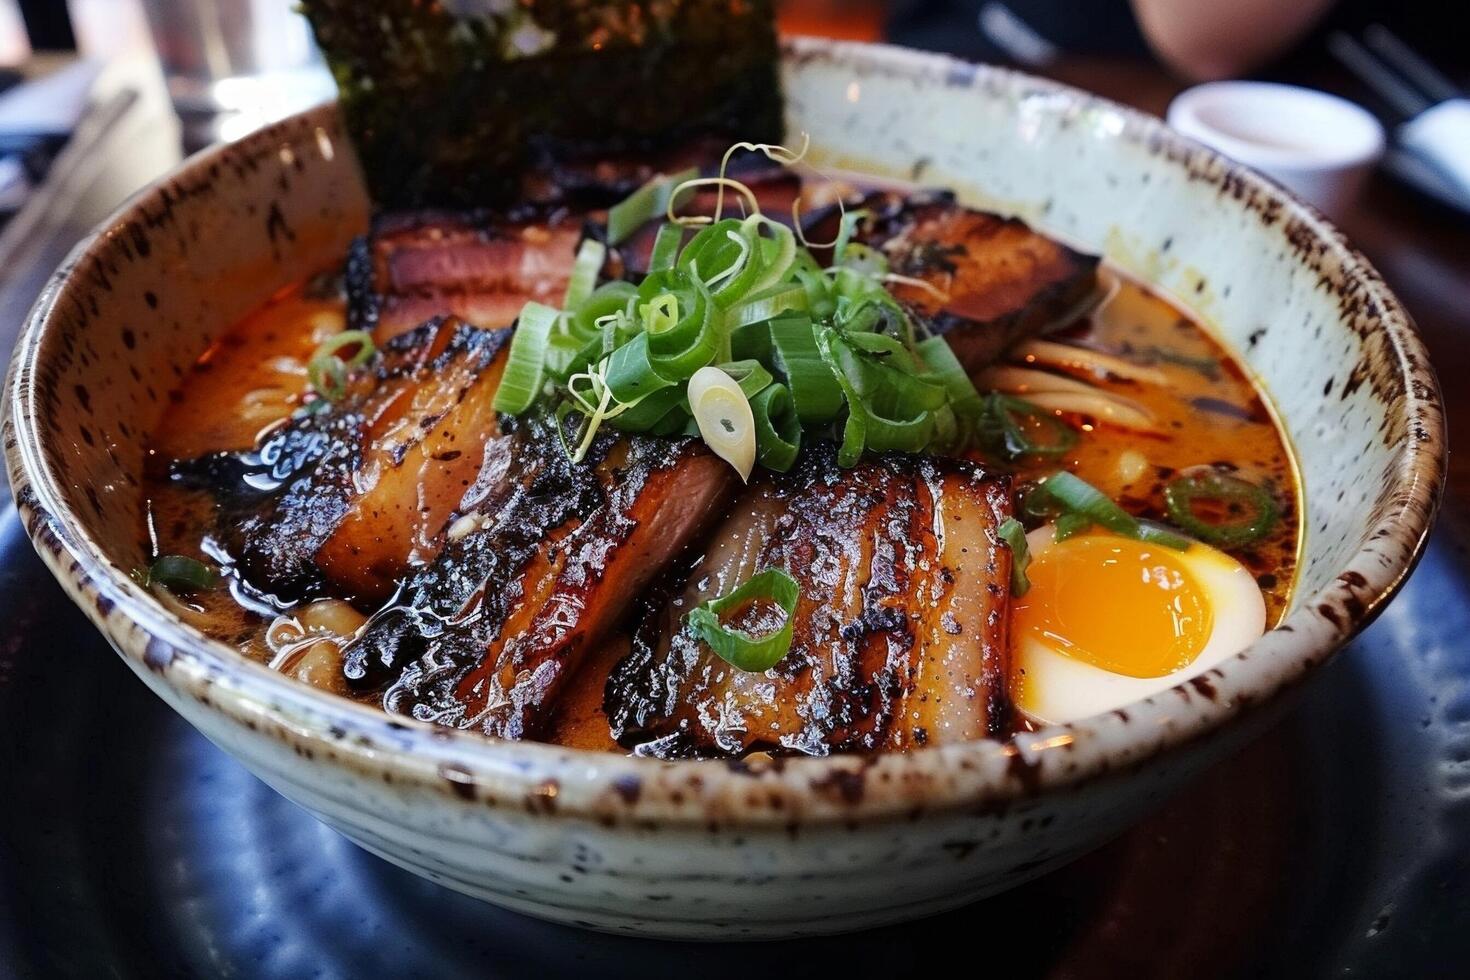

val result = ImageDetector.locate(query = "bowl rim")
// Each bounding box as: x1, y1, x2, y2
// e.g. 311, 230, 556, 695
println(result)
4, 36, 1445, 829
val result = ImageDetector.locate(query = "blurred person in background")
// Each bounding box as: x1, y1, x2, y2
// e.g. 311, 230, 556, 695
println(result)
888, 0, 1469, 79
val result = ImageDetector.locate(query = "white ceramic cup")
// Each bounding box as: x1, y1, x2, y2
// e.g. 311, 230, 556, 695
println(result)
1168, 81, 1385, 219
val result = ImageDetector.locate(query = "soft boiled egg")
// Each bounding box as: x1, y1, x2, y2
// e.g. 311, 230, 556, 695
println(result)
1010, 525, 1265, 725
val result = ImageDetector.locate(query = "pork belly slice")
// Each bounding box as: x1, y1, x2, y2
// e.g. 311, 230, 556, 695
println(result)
343, 420, 736, 740
347, 208, 583, 340
171, 319, 510, 602
313, 324, 512, 603
853, 190, 1101, 372
604, 445, 1013, 758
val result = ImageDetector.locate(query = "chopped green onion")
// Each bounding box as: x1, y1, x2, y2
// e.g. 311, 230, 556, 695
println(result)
1032, 472, 1192, 551
750, 382, 801, 471
678, 218, 763, 308
494, 143, 1040, 475
767, 315, 844, 424
307, 330, 376, 402
980, 394, 1078, 460
1164, 469, 1280, 547
648, 223, 684, 272
728, 282, 809, 328
837, 241, 888, 277
688, 365, 756, 481
141, 554, 218, 592
997, 518, 1031, 596
686, 568, 801, 672
916, 336, 985, 418
814, 328, 868, 466
717, 359, 775, 400
1053, 511, 1092, 541
563, 238, 606, 308
831, 208, 868, 265
603, 332, 675, 404
566, 281, 638, 341
637, 272, 720, 378
739, 214, 798, 296
493, 303, 560, 414
606, 167, 698, 244
609, 385, 688, 433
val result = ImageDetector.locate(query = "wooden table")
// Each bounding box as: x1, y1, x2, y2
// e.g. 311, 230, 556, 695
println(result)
1048, 57, 1468, 499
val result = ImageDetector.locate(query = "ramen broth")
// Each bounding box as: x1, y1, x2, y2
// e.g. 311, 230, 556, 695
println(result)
143, 256, 1299, 744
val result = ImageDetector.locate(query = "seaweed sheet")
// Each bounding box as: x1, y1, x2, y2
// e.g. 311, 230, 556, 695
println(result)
301, 0, 783, 209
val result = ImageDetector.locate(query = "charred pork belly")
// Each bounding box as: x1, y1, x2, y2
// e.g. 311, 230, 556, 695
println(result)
346, 209, 585, 340
172, 318, 509, 603
853, 190, 1100, 371
343, 417, 736, 740
605, 444, 1013, 758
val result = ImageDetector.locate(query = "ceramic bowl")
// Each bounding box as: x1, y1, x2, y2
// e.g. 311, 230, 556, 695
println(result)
3, 38, 1444, 939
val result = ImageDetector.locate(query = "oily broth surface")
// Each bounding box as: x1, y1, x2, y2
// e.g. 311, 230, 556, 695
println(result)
999, 281, 1298, 622
140, 265, 1301, 720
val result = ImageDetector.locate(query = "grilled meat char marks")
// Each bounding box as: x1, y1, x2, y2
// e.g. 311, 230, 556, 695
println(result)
171, 318, 510, 603
347, 416, 736, 740
606, 445, 1012, 758
853, 190, 1101, 371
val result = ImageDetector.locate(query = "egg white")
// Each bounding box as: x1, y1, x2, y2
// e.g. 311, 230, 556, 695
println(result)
1012, 525, 1266, 725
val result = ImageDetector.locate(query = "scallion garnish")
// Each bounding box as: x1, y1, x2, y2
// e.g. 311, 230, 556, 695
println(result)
490, 141, 1072, 480
138, 554, 218, 592
563, 238, 606, 309
493, 302, 560, 414
1030, 471, 1192, 551
686, 567, 800, 672
307, 330, 376, 402
1164, 468, 1279, 547
606, 167, 698, 245
997, 518, 1031, 596
687, 366, 756, 482
978, 393, 1078, 460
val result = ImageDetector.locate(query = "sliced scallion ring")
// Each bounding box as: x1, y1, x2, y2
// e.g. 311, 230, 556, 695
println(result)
688, 365, 756, 482
1164, 468, 1280, 547
980, 393, 1079, 460
686, 568, 801, 672
141, 554, 218, 593
493, 303, 561, 414
306, 330, 376, 402
750, 383, 801, 472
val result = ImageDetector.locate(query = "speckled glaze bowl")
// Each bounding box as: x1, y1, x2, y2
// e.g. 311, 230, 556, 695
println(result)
4, 38, 1444, 939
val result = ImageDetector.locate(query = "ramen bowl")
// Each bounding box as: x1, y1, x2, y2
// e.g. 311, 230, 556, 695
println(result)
3, 38, 1443, 938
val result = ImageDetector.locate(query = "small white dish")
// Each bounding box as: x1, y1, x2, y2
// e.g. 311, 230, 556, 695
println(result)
1168, 81, 1385, 218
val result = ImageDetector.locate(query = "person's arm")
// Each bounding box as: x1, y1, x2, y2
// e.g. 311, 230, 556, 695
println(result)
1131, 0, 1337, 80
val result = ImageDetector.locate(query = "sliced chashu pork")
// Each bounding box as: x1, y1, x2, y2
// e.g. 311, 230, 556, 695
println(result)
171, 318, 510, 604
852, 189, 1101, 371
346, 208, 584, 340
342, 416, 736, 740
604, 444, 1013, 757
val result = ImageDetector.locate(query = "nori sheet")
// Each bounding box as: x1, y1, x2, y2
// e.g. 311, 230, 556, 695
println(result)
301, 0, 784, 209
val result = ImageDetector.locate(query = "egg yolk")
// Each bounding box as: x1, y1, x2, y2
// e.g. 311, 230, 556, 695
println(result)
1012, 535, 1213, 678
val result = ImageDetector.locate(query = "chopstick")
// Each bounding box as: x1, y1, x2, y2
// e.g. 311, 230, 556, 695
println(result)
1363, 25, 1462, 105
1327, 31, 1431, 119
